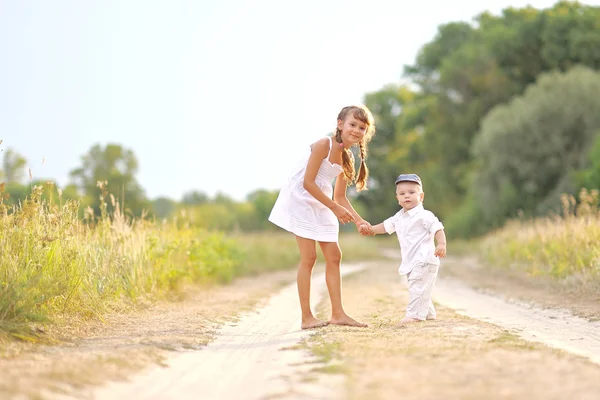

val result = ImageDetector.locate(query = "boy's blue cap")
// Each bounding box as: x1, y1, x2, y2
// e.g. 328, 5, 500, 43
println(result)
395, 173, 422, 186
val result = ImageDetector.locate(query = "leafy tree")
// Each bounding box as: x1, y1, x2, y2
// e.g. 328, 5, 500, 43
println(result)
181, 203, 238, 231
575, 135, 600, 191
1, 148, 27, 183
70, 143, 149, 217
213, 192, 235, 206
467, 66, 600, 230
181, 190, 209, 205
1, 182, 28, 206
358, 85, 423, 223
360, 1, 600, 235
246, 189, 278, 230
0, 180, 84, 212
151, 196, 177, 219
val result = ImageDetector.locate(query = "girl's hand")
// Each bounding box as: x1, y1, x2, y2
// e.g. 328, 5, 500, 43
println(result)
357, 221, 373, 236
332, 204, 354, 224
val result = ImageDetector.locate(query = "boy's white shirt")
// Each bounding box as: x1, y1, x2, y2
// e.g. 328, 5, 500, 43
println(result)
383, 203, 444, 275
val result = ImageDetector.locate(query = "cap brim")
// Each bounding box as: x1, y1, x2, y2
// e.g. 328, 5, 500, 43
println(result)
395, 179, 421, 185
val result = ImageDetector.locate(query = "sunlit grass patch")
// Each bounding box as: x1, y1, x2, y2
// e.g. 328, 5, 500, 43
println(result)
0, 186, 244, 340
476, 189, 600, 287
0, 184, 396, 341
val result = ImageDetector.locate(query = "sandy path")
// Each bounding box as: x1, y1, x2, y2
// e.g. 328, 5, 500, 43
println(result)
314, 260, 600, 400
434, 275, 600, 365
91, 264, 364, 400
6, 253, 600, 399
380, 249, 600, 365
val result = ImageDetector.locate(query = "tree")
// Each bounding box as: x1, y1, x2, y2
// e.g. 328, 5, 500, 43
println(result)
213, 192, 235, 206
357, 85, 423, 223
181, 190, 209, 205
575, 135, 600, 191
70, 143, 149, 217
360, 1, 600, 234
151, 197, 177, 219
1, 148, 27, 183
0, 180, 83, 210
246, 189, 279, 230
469, 66, 600, 229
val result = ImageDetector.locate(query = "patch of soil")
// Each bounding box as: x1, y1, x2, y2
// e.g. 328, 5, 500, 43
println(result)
0, 270, 296, 400
306, 261, 600, 400
440, 255, 600, 321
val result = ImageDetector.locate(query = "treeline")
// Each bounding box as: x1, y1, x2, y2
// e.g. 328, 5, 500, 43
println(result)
0, 143, 280, 232
3, 2, 600, 237
358, 1, 600, 237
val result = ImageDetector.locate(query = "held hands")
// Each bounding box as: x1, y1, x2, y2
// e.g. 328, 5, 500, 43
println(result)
434, 243, 447, 258
332, 204, 354, 224
357, 221, 375, 236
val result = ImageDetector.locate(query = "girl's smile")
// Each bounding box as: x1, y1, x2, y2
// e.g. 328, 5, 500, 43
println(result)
338, 114, 367, 148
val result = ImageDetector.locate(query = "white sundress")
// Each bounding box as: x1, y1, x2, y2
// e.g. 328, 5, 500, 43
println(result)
268, 136, 343, 242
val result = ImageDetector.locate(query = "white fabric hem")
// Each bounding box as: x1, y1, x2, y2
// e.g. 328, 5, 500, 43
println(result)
268, 216, 338, 243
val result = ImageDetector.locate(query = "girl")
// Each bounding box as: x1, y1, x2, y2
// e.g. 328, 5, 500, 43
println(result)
268, 104, 375, 329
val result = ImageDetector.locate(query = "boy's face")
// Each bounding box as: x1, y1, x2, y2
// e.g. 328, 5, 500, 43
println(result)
395, 182, 424, 211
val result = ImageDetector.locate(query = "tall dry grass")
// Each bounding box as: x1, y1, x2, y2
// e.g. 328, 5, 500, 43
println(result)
0, 183, 394, 341
0, 184, 248, 340
478, 189, 600, 286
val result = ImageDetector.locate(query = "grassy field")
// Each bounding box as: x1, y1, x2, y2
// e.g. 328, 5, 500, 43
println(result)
475, 189, 600, 290
7, 182, 597, 345
231, 230, 396, 276
0, 186, 395, 341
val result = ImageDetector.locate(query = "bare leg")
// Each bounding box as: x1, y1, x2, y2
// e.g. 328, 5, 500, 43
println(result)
318, 241, 367, 327
296, 236, 328, 329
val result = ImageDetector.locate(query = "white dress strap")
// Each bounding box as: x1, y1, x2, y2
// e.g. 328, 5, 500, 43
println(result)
326, 136, 334, 159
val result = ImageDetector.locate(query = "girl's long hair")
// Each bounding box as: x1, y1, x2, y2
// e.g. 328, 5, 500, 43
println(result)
334, 105, 376, 191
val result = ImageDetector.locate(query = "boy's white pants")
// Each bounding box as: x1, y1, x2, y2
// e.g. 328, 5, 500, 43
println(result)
404, 262, 439, 320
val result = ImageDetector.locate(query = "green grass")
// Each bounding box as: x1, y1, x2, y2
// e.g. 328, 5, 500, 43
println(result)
230, 231, 396, 276
488, 331, 538, 350
0, 185, 396, 341
0, 186, 248, 340
297, 333, 349, 376
309, 335, 341, 364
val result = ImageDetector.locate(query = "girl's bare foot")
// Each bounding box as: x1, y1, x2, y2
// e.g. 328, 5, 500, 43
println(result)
395, 317, 421, 327
301, 316, 329, 330
329, 314, 368, 328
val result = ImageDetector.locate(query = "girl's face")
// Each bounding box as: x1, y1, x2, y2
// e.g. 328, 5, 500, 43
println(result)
395, 182, 424, 211
337, 114, 368, 147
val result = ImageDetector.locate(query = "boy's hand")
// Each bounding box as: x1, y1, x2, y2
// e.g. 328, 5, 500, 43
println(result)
357, 222, 373, 236
434, 243, 446, 258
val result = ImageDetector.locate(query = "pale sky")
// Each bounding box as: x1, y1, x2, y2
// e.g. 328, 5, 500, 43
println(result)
0, 0, 590, 201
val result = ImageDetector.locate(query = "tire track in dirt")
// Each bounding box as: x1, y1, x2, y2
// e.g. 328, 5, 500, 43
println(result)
90, 264, 365, 400
433, 275, 600, 365
383, 250, 600, 365
84, 251, 600, 399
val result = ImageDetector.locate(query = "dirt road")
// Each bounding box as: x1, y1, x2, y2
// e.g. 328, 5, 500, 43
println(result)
2, 257, 600, 399
89, 260, 600, 400
434, 274, 600, 365
312, 260, 600, 400
378, 249, 600, 366
91, 265, 365, 400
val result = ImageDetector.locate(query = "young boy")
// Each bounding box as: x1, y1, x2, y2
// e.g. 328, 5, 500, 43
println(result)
361, 173, 447, 325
